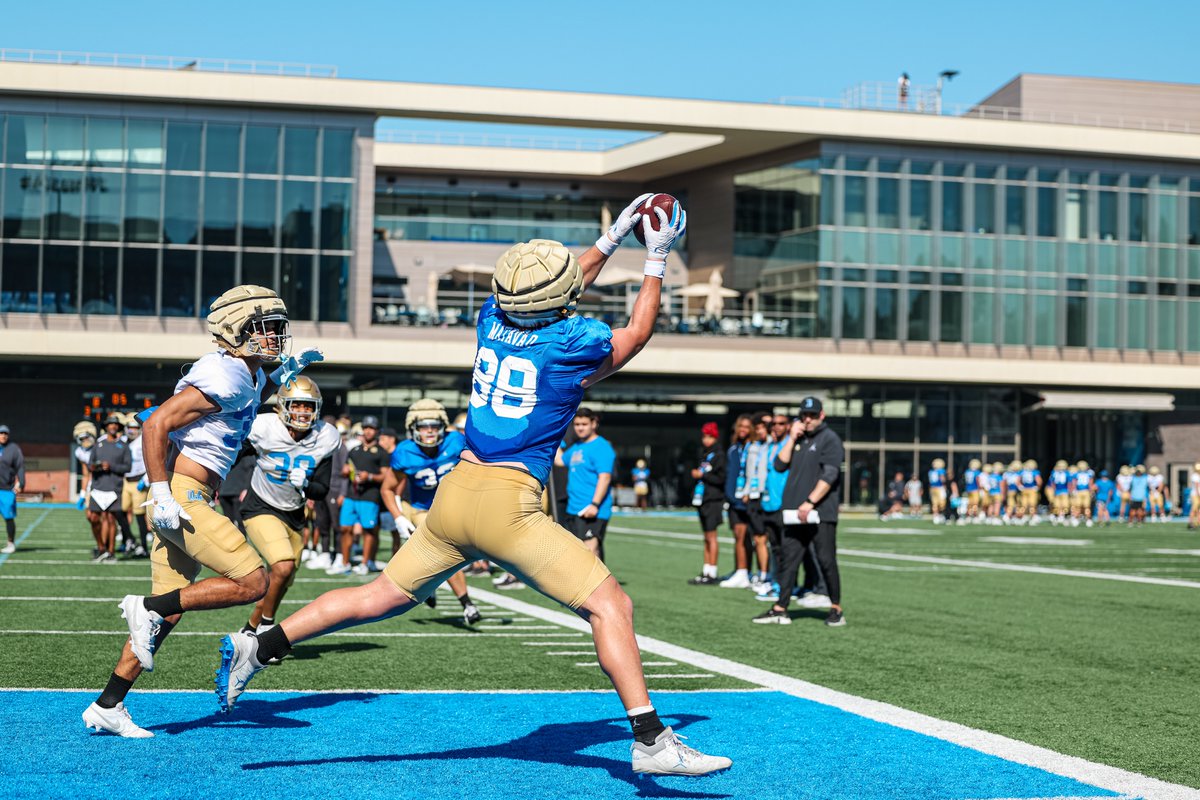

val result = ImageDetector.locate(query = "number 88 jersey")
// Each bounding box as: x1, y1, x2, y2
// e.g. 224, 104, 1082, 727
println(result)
465, 297, 613, 484
247, 414, 342, 511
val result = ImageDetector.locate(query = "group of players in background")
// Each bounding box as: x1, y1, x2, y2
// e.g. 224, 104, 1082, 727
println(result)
917, 457, 1190, 526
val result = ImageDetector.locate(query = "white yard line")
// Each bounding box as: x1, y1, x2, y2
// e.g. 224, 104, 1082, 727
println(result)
520, 641, 593, 647
544, 651, 598, 656
575, 661, 677, 668
644, 673, 716, 679
0, 686, 771, 694
0, 629, 584, 638
471, 585, 1200, 800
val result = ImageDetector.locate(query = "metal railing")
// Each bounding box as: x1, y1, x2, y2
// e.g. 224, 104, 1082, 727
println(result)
0, 48, 337, 77
374, 128, 648, 152
375, 214, 604, 247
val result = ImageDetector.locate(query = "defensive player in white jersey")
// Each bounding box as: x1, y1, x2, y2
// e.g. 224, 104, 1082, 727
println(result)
120, 415, 150, 558
1147, 466, 1167, 521
1189, 463, 1200, 530
82, 285, 322, 738
236, 377, 342, 634
1116, 465, 1133, 521
217, 197, 731, 775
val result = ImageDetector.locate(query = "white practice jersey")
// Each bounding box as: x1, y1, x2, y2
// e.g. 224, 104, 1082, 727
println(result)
1148, 474, 1164, 492
74, 445, 92, 467
247, 415, 342, 511
127, 436, 146, 479
1190, 471, 1200, 493
167, 351, 267, 479
1116, 474, 1133, 492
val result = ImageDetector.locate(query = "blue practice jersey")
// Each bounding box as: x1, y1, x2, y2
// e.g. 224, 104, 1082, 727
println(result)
464, 298, 613, 485
1130, 474, 1149, 501
565, 436, 617, 519
1095, 478, 1115, 503
1074, 469, 1093, 491
1003, 471, 1020, 491
764, 439, 788, 512
389, 430, 466, 511
1020, 468, 1040, 489
1051, 469, 1071, 494
928, 468, 945, 488
964, 469, 980, 492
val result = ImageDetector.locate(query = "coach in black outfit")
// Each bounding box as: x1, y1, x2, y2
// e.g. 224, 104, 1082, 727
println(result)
755, 396, 846, 627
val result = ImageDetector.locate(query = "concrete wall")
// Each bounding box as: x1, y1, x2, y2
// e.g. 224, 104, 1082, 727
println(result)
977, 74, 1200, 130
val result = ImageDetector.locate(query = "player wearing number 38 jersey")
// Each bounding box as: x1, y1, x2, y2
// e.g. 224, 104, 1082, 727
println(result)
218, 194, 732, 776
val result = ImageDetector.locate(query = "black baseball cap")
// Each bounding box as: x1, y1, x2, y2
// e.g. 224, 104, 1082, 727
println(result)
379, 427, 398, 438
799, 396, 823, 414
361, 415, 380, 429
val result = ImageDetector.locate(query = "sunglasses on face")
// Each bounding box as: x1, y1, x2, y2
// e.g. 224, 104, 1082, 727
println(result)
800, 413, 820, 420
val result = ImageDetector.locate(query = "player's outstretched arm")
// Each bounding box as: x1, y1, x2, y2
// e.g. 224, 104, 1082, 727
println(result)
583, 205, 686, 387
380, 468, 404, 519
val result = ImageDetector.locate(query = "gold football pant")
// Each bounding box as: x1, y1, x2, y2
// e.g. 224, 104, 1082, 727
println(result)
384, 461, 610, 609
121, 479, 148, 515
150, 474, 263, 594
244, 513, 304, 570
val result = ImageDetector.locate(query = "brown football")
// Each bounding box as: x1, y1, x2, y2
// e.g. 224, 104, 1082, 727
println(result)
632, 193, 680, 245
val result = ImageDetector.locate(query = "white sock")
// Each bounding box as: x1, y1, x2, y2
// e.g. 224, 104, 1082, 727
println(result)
703, 563, 717, 578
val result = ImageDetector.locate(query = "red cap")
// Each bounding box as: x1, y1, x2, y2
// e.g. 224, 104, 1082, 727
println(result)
701, 422, 720, 438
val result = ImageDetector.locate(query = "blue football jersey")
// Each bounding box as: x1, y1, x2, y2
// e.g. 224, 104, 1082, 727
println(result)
964, 469, 979, 492
1051, 469, 1071, 493
927, 468, 945, 488
390, 430, 466, 510
1074, 469, 1093, 490
464, 297, 613, 484
1020, 468, 1040, 489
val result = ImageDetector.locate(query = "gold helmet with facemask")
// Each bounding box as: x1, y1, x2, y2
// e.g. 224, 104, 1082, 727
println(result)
276, 376, 322, 432
406, 399, 450, 447
207, 285, 290, 359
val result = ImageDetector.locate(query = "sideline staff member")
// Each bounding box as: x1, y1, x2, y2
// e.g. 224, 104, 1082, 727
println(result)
755, 396, 845, 627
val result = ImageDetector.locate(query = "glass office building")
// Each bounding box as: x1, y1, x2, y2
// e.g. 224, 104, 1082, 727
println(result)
0, 112, 356, 321
738, 143, 1200, 352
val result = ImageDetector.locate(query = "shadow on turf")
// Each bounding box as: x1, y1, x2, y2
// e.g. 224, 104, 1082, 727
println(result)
286, 641, 387, 660
240, 714, 731, 798
152, 692, 384, 735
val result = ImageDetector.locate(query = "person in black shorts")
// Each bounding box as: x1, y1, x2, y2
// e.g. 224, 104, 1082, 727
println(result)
688, 422, 727, 585
719, 414, 754, 588
334, 415, 388, 575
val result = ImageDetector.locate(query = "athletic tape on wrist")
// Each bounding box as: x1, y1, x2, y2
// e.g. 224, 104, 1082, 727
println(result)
643, 259, 666, 279
595, 233, 619, 257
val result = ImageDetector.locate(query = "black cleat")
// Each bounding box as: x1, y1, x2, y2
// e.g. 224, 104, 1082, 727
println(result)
688, 575, 717, 585
752, 607, 792, 625
825, 609, 846, 627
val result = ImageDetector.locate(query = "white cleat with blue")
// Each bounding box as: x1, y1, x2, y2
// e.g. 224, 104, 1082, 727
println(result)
215, 631, 265, 713
82, 701, 153, 738
631, 727, 732, 776
119, 595, 163, 672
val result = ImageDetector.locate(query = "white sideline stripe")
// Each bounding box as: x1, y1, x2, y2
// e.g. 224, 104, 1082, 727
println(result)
841, 549, 1200, 590
521, 642, 593, 647
843, 527, 942, 535
470, 585, 1200, 800
839, 560, 984, 573
545, 651, 597, 656
575, 661, 677, 668
0, 559, 145, 566
644, 674, 716, 679
0, 686, 772, 695
981, 537, 1094, 546
1147, 549, 1200, 556
0, 629, 584, 639
963, 796, 1136, 800
474, 625, 558, 631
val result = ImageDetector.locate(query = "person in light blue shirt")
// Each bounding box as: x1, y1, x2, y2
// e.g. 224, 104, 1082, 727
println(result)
557, 408, 616, 558
1094, 470, 1115, 525
1129, 465, 1150, 525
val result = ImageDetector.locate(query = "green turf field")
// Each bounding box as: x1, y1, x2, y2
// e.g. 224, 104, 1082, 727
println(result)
4, 507, 1199, 788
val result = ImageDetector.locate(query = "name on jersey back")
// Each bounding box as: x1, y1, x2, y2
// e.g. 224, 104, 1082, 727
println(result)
486, 322, 540, 347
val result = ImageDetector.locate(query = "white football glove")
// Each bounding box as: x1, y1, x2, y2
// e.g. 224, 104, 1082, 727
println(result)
142, 481, 191, 531
642, 204, 687, 275
270, 347, 324, 388
595, 193, 652, 256
395, 514, 417, 538
288, 468, 309, 489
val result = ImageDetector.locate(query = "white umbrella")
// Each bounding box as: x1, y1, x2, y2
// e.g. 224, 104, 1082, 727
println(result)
426, 271, 440, 315
675, 269, 739, 319
592, 266, 645, 287
445, 263, 494, 286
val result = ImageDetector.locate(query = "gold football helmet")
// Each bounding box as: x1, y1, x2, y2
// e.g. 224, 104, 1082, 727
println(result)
72, 420, 97, 445
492, 239, 583, 326
207, 285, 290, 359
1009, 460, 1021, 471
406, 398, 450, 446
968, 458, 982, 470
932, 458, 945, 469
1023, 459, 1036, 470
276, 376, 322, 431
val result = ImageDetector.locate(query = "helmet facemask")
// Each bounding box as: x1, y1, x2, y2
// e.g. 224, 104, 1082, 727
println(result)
240, 313, 292, 360
281, 398, 319, 431
410, 418, 446, 447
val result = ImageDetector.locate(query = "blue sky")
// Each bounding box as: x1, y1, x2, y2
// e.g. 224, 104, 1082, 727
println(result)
3, 0, 1196, 129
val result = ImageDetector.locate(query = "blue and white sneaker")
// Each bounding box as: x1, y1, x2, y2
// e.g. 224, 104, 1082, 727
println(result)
215, 631, 265, 713
754, 581, 780, 602
631, 727, 732, 775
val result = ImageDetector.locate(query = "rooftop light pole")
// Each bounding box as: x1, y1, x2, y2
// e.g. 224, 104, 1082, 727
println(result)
936, 70, 960, 115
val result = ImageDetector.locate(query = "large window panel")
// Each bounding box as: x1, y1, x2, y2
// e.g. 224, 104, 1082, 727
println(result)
241, 251, 276, 290
46, 116, 84, 166
1065, 188, 1088, 240
203, 176, 239, 246
320, 181, 352, 250
1127, 298, 1147, 350
284, 127, 318, 177
44, 170, 83, 240
318, 255, 349, 322
1129, 193, 1147, 242
1037, 186, 1057, 237
1098, 190, 1117, 241
1033, 294, 1056, 346
908, 180, 931, 231
1157, 193, 1179, 244
122, 248, 158, 316
3, 168, 44, 238
81, 245, 119, 315
126, 120, 163, 167
205, 124, 241, 173
939, 288, 962, 342
200, 250, 236, 313
1190, 196, 1200, 246
242, 179, 278, 248
123, 173, 162, 243
1004, 184, 1025, 235
4, 116, 43, 165
84, 170, 122, 241
876, 178, 899, 229
970, 291, 994, 343
1066, 294, 1088, 347
161, 250, 197, 317
85, 118, 124, 167
941, 181, 963, 232
973, 183, 994, 234
1095, 297, 1117, 349
1002, 292, 1025, 345
1155, 299, 1177, 350
244, 126, 280, 175
281, 180, 316, 249
841, 285, 865, 339
163, 175, 200, 245
906, 233, 931, 266
321, 129, 354, 178
844, 176, 866, 227
165, 122, 202, 172
41, 243, 78, 313
907, 288, 930, 341
874, 287, 897, 340
0, 243, 40, 312
816, 284, 833, 338
280, 252, 314, 321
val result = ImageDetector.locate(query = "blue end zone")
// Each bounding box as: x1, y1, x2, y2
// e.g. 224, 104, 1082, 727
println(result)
18, 690, 1125, 800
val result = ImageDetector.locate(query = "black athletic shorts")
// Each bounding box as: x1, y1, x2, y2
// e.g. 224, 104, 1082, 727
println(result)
696, 499, 724, 532
746, 499, 766, 536
1129, 499, 1145, 510
728, 506, 751, 529
761, 509, 784, 541
567, 515, 608, 542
